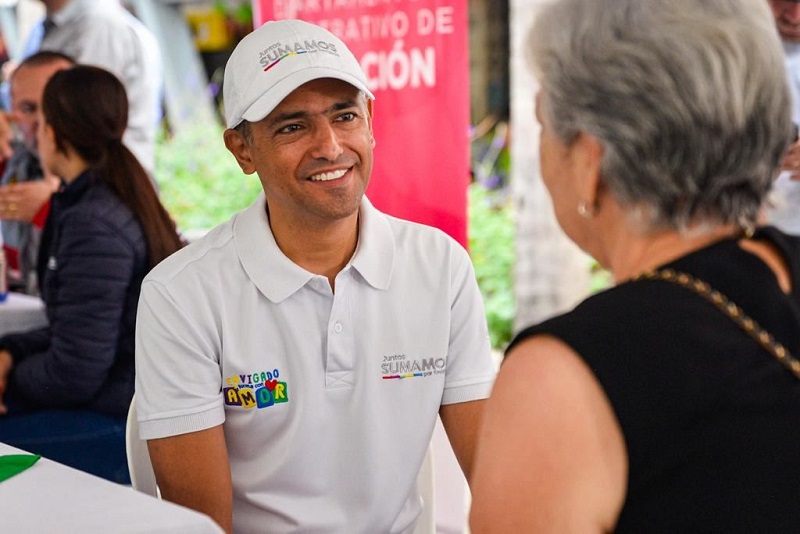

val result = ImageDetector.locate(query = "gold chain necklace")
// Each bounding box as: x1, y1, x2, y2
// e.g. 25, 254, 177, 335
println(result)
635, 268, 800, 380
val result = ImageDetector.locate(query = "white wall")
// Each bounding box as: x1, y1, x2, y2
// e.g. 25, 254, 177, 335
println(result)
509, 0, 591, 332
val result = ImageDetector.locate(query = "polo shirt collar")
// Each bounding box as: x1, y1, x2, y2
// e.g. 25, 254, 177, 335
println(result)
350, 196, 394, 291
234, 194, 394, 303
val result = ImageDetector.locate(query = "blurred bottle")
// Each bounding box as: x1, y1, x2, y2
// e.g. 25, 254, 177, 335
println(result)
0, 248, 7, 302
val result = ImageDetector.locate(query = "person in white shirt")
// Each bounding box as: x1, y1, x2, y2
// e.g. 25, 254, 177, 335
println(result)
134, 19, 496, 534
767, 0, 800, 234
29, 0, 162, 175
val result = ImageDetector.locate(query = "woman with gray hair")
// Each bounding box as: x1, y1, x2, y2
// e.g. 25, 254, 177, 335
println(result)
470, 0, 800, 532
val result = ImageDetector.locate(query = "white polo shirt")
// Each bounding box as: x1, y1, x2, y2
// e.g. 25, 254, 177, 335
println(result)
135, 194, 495, 534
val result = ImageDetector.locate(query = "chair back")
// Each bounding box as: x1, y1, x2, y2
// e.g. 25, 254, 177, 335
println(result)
125, 393, 159, 497
413, 442, 436, 534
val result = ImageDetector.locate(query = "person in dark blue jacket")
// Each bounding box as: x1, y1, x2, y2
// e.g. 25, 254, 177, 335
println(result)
0, 65, 183, 483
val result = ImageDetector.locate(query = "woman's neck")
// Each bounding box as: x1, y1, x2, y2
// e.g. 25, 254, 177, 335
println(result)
605, 223, 742, 283
59, 158, 89, 184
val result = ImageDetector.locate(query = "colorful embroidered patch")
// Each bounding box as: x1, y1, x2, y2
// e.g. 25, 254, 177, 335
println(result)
224, 369, 288, 409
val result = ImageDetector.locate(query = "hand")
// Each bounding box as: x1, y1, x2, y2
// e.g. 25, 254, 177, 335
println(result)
0, 110, 20, 161
0, 350, 13, 415
780, 139, 800, 181
0, 175, 59, 222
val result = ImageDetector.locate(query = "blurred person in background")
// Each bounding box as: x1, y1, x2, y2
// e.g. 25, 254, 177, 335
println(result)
470, 0, 800, 532
0, 65, 182, 483
0, 51, 73, 295
767, 0, 800, 233
22, 0, 162, 175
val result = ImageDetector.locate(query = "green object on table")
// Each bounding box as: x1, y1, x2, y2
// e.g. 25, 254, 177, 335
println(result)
0, 454, 41, 483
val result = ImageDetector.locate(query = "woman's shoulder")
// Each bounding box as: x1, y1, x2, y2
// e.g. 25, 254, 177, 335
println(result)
66, 182, 136, 226
57, 183, 145, 253
508, 281, 664, 350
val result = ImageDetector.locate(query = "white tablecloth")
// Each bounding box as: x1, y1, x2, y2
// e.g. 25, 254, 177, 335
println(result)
0, 292, 48, 336
0, 442, 224, 533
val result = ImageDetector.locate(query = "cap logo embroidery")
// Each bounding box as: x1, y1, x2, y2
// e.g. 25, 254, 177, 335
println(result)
259, 40, 340, 71
223, 19, 373, 128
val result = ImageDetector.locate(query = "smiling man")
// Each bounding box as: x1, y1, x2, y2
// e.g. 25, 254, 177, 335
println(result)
134, 19, 495, 534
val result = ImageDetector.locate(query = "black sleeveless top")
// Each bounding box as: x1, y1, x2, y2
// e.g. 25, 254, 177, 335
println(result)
507, 227, 800, 532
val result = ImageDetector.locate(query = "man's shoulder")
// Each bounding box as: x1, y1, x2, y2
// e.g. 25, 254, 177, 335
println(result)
145, 219, 237, 285
51, 1, 154, 47
384, 214, 471, 268
59, 0, 131, 24
381, 211, 461, 247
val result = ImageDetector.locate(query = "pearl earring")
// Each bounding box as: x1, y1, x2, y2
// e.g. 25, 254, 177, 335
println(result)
577, 202, 594, 219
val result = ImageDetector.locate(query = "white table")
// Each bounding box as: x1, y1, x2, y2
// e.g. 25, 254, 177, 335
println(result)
0, 442, 224, 533
0, 292, 48, 336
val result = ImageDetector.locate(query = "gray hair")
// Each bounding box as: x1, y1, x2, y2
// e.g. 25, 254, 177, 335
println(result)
529, 0, 793, 231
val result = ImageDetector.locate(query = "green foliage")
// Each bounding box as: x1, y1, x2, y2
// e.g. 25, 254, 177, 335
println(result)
155, 122, 262, 232
468, 183, 516, 350
213, 0, 252, 26
590, 261, 614, 294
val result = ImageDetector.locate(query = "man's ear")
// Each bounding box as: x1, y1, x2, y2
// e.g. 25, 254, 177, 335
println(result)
575, 131, 604, 211
223, 128, 257, 175
366, 99, 376, 148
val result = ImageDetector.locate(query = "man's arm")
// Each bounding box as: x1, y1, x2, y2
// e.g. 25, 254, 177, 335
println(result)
438, 399, 487, 482
147, 425, 233, 534
437, 241, 496, 483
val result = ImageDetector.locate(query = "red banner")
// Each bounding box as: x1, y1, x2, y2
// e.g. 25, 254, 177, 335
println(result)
255, 0, 470, 247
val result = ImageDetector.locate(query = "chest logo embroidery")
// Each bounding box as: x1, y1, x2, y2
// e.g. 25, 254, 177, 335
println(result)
224, 368, 289, 409
381, 354, 446, 380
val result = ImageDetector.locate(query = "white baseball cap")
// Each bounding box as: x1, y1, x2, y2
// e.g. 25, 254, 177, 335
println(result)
223, 19, 375, 129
